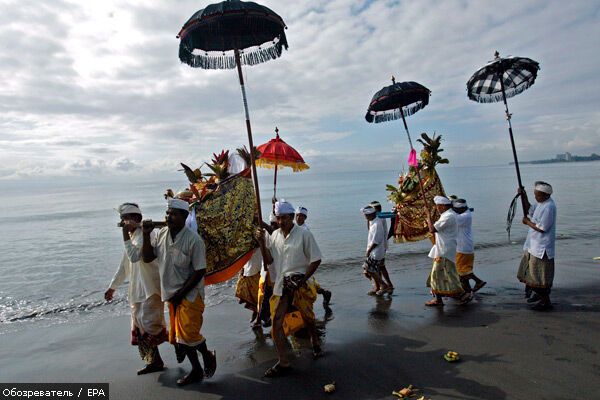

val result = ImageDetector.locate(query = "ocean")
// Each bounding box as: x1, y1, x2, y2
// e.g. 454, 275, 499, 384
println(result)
0, 162, 598, 333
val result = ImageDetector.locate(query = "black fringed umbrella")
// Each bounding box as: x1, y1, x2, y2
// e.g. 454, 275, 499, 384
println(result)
467, 51, 540, 219
365, 77, 433, 223
177, 0, 288, 224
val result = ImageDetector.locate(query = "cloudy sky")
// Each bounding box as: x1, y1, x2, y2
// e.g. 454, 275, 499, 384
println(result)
1, 0, 599, 182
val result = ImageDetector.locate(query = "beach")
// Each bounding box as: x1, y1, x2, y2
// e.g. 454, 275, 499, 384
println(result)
2, 234, 599, 400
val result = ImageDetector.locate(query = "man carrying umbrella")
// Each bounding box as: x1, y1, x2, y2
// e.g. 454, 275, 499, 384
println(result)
256, 200, 323, 377
517, 182, 556, 311
142, 198, 217, 386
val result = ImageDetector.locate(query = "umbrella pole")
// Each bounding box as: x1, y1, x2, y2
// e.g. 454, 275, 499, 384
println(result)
234, 49, 263, 225
499, 77, 527, 215
273, 163, 278, 202
400, 113, 433, 226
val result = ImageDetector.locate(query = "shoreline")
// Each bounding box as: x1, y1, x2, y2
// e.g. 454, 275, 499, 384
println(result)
1, 240, 600, 399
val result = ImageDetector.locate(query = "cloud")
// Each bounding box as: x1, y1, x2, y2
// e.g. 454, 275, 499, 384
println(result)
0, 0, 599, 181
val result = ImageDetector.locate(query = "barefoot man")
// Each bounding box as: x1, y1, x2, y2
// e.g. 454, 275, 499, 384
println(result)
142, 198, 217, 386
425, 196, 468, 306
517, 181, 557, 311
361, 205, 386, 296
256, 200, 323, 377
453, 198, 486, 296
106, 203, 167, 375
369, 200, 394, 293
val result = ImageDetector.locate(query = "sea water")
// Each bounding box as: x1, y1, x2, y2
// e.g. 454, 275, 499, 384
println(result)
0, 162, 598, 333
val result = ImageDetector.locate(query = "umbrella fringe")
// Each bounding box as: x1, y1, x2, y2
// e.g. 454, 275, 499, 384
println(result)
370, 102, 426, 124
467, 79, 533, 103
179, 41, 284, 70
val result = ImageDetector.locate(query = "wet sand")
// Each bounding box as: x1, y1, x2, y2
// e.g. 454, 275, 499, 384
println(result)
1, 238, 600, 400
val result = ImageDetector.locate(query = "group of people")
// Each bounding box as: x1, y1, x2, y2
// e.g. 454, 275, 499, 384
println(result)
360, 180, 557, 311
106, 197, 328, 385
105, 179, 557, 386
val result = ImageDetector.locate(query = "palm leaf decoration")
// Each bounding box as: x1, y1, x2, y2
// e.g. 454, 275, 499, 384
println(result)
205, 150, 230, 181
236, 146, 261, 167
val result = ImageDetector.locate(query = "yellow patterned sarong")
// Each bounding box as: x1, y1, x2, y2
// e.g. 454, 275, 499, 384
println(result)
168, 296, 205, 347
235, 273, 260, 311
270, 280, 317, 337
455, 252, 475, 276
427, 257, 464, 298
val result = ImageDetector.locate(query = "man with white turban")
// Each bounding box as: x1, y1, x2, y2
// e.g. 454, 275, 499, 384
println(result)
295, 206, 332, 306
256, 200, 323, 377
142, 198, 217, 386
361, 205, 386, 295
106, 203, 167, 375
369, 200, 394, 293
517, 181, 557, 310
453, 198, 486, 295
425, 196, 469, 306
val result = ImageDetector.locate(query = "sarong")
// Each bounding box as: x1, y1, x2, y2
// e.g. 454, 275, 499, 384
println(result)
517, 252, 555, 289
131, 294, 167, 363
257, 272, 273, 322
235, 273, 260, 311
456, 252, 475, 276
363, 257, 385, 274
270, 280, 318, 337
427, 257, 464, 297
168, 296, 205, 347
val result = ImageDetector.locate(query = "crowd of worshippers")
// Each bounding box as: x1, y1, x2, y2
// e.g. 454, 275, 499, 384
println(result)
104, 180, 555, 385
359, 180, 556, 310
105, 197, 328, 385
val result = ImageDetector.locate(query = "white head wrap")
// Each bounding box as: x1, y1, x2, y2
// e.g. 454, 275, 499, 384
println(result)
274, 200, 295, 216
269, 212, 277, 223
534, 181, 553, 195
167, 198, 190, 211
434, 196, 452, 205
452, 199, 468, 208
361, 205, 376, 215
296, 206, 308, 216
117, 203, 141, 216
369, 200, 381, 208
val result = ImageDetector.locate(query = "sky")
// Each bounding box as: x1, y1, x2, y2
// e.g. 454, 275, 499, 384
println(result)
1, 0, 599, 182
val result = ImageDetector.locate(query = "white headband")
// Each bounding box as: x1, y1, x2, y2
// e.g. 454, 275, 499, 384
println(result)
361, 206, 376, 215
117, 203, 141, 216
167, 198, 189, 211
275, 200, 295, 216
534, 182, 553, 195
296, 206, 308, 216
453, 199, 468, 208
434, 196, 452, 205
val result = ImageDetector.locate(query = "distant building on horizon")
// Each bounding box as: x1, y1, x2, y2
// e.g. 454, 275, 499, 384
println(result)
555, 152, 572, 161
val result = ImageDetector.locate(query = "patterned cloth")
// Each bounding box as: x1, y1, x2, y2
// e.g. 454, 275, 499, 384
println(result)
196, 173, 257, 285
234, 273, 260, 311
168, 296, 205, 347
393, 171, 444, 243
467, 56, 540, 103
363, 257, 385, 274
270, 279, 317, 336
427, 257, 464, 298
455, 252, 475, 276
517, 251, 555, 289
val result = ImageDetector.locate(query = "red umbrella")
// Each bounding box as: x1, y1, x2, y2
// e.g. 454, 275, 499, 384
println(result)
256, 127, 309, 201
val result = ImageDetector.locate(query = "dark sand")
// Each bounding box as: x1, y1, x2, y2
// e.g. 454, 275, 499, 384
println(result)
2, 238, 600, 400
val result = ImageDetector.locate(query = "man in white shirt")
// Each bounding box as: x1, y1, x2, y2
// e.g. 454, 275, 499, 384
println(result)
295, 206, 332, 306
517, 181, 557, 311
142, 198, 217, 386
105, 203, 167, 375
425, 196, 468, 306
361, 205, 386, 296
453, 199, 486, 295
369, 201, 394, 293
256, 200, 323, 377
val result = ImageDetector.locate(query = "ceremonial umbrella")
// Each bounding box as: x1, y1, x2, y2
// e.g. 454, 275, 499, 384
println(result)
256, 127, 309, 201
365, 77, 433, 222
467, 51, 540, 216
177, 0, 288, 224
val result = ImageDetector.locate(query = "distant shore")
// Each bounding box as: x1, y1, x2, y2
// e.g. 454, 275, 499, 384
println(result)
511, 153, 600, 165
2, 235, 600, 399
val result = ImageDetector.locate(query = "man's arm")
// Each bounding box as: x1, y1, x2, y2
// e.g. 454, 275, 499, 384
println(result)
169, 269, 206, 307
256, 228, 274, 266
105, 253, 128, 301
301, 260, 321, 284
522, 217, 545, 233
142, 221, 157, 263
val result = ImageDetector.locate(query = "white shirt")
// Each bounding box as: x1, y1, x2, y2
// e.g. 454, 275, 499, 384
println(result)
109, 228, 161, 304
266, 224, 322, 296
367, 218, 386, 260
297, 222, 310, 231
152, 226, 206, 302
455, 210, 474, 254
524, 198, 557, 259
243, 249, 262, 276
428, 209, 457, 261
